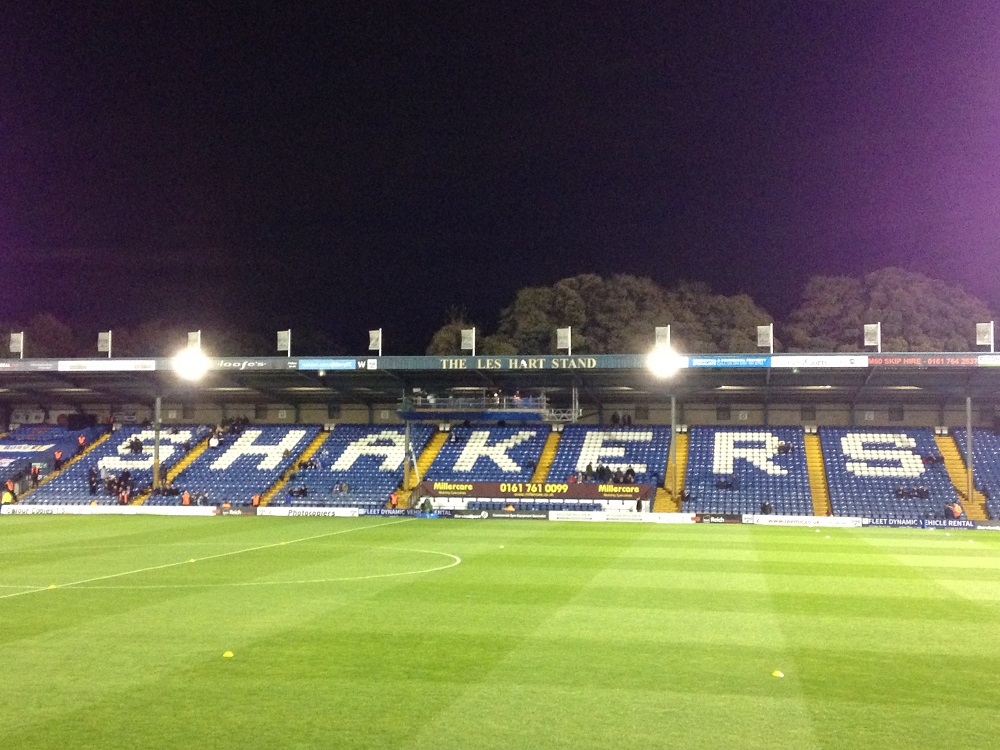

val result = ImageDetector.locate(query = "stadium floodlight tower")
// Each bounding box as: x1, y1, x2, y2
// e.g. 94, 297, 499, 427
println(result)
152, 345, 211, 487
647, 344, 686, 501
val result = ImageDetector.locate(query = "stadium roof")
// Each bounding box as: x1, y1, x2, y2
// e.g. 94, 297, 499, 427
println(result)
0, 352, 998, 408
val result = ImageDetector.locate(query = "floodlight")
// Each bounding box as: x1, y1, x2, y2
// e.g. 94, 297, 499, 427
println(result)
173, 346, 210, 381
647, 346, 684, 378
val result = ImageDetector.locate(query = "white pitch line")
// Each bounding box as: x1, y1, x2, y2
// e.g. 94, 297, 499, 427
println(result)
0, 518, 412, 601
54, 549, 463, 590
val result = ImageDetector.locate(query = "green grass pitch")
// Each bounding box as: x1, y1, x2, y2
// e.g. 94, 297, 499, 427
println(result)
0, 516, 997, 749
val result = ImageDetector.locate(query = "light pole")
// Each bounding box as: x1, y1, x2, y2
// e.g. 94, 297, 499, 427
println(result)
647, 345, 685, 499
157, 345, 210, 488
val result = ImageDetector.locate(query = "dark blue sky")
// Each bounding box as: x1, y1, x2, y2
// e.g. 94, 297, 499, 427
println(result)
3, 2, 999, 353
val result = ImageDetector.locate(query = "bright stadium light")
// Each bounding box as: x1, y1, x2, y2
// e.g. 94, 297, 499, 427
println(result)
647, 345, 684, 378
172, 346, 210, 381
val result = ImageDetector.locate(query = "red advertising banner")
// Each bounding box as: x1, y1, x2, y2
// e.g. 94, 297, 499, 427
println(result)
419, 480, 653, 502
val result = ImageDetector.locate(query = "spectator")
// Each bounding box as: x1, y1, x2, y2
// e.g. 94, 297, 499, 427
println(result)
30, 465, 40, 489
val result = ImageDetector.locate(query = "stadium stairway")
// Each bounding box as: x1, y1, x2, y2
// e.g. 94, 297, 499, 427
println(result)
19, 432, 112, 500
805, 433, 832, 516
132, 435, 211, 505
655, 431, 688, 512
262, 429, 330, 506
935, 434, 988, 520
653, 487, 678, 512
530, 430, 561, 483
398, 429, 447, 507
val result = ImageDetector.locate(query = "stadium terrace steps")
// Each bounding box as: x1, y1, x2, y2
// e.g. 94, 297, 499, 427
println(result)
666, 431, 689, 496
410, 430, 447, 489
262, 429, 330, 506
805, 433, 831, 516
530, 431, 561, 483
935, 434, 988, 520
653, 486, 678, 512
656, 431, 688, 512
133, 435, 211, 505
20, 432, 111, 500
397, 429, 448, 507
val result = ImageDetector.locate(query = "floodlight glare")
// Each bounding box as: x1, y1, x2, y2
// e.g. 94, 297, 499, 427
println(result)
647, 346, 684, 378
173, 346, 210, 381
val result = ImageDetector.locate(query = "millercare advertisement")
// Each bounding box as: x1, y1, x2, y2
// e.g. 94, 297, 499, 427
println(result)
419, 480, 653, 502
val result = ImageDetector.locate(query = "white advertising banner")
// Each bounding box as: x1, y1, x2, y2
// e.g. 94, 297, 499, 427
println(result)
257, 507, 360, 518
771, 355, 869, 368
745, 514, 863, 528
1, 504, 216, 516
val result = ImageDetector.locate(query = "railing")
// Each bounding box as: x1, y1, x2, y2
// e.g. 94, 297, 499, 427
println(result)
402, 395, 547, 411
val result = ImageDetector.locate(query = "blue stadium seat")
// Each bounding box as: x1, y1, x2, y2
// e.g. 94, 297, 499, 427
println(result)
426, 426, 549, 482
684, 427, 811, 515
287, 424, 434, 507
821, 428, 957, 519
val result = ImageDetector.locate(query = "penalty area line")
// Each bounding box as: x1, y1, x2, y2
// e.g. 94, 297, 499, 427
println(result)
0, 518, 413, 601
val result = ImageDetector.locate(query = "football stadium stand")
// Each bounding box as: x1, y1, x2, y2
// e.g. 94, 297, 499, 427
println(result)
951, 429, 999, 519
0, 424, 105, 474
820, 428, 958, 519
28, 425, 210, 505
683, 427, 812, 515
425, 425, 551, 482
280, 424, 435, 508
162, 425, 322, 506
545, 425, 671, 485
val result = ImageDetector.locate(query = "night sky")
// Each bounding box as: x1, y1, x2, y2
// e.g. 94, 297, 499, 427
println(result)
4, 2, 1000, 354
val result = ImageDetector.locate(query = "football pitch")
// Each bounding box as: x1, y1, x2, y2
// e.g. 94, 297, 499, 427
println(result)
0, 516, 997, 749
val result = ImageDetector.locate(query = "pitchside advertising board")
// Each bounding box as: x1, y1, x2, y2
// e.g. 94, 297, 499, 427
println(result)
3, 505, 999, 530
419, 481, 653, 503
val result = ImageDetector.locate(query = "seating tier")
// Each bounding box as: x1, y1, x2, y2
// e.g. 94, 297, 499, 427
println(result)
425, 426, 550, 482
282, 424, 435, 508
547, 425, 671, 485
29, 425, 210, 505
820, 428, 957, 519
684, 427, 811, 515
163, 425, 321, 505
